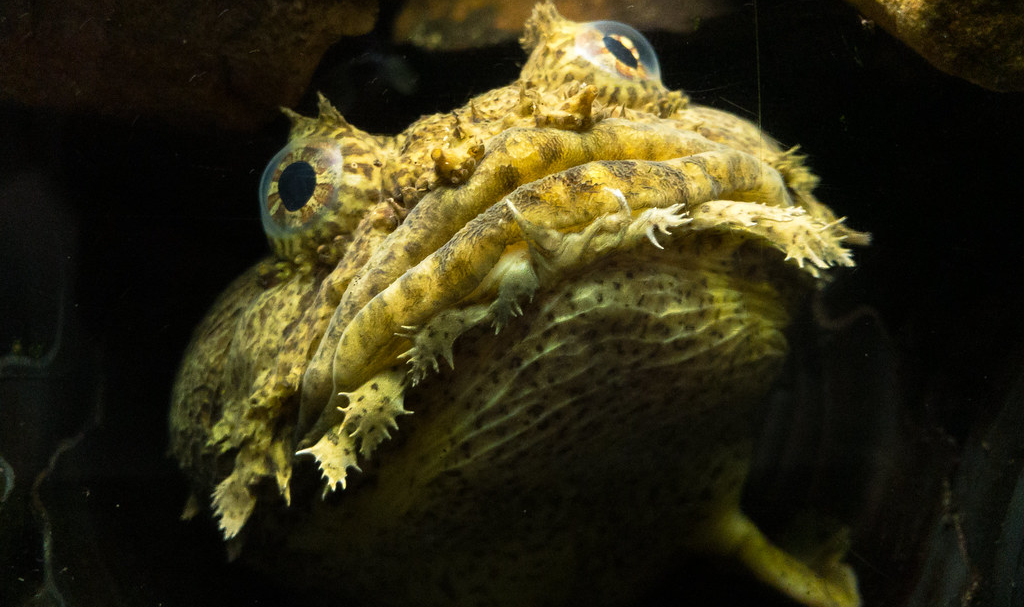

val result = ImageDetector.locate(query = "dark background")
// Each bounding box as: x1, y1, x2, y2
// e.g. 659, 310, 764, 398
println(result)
2, 0, 1023, 605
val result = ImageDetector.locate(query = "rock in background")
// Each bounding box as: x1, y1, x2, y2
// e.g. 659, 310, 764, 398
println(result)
393, 0, 737, 50
0, 0, 377, 130
845, 0, 1024, 91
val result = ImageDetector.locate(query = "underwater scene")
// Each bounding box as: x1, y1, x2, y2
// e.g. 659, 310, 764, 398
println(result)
2, 0, 1023, 606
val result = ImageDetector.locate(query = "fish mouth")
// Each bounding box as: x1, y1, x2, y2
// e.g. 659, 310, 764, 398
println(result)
291, 117, 861, 494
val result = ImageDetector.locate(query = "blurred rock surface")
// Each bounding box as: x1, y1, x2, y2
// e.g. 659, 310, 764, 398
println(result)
394, 0, 737, 50
0, 0, 377, 130
845, 0, 1024, 91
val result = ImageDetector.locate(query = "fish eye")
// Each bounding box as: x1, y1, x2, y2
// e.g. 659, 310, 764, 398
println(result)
277, 161, 317, 212
258, 137, 346, 240
574, 21, 661, 83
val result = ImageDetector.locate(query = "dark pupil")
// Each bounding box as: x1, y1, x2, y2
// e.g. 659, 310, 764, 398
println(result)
278, 161, 317, 212
603, 35, 639, 70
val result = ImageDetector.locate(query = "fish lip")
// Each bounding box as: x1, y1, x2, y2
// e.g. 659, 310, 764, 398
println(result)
295, 122, 864, 451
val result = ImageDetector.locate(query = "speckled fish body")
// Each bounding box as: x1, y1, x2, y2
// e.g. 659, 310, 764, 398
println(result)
169, 4, 867, 606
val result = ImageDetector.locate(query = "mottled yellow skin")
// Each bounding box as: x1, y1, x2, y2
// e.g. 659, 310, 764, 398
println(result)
169, 4, 868, 606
